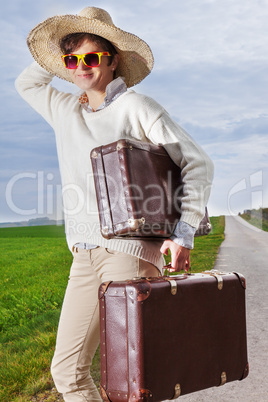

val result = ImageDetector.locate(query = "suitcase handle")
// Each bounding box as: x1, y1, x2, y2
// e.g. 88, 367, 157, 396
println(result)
162, 263, 191, 277
162, 264, 190, 295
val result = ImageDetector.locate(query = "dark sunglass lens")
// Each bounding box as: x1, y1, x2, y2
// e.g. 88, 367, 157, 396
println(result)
65, 55, 78, 69
84, 53, 100, 67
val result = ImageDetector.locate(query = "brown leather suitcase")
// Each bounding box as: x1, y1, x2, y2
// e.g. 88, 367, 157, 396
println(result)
90, 139, 183, 239
99, 270, 249, 401
90, 139, 211, 239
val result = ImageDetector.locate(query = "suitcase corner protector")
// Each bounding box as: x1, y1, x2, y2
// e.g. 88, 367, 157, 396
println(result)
130, 389, 153, 401
90, 150, 98, 159
101, 226, 111, 238
99, 281, 113, 299
233, 271, 247, 289
241, 362, 249, 380
100, 385, 109, 401
127, 280, 152, 301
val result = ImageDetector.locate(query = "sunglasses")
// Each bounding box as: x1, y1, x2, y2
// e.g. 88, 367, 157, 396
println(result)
61, 52, 111, 69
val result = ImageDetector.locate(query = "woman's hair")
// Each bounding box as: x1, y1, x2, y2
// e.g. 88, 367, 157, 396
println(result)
60, 33, 118, 66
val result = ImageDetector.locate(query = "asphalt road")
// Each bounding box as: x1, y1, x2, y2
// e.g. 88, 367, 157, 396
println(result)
174, 215, 268, 402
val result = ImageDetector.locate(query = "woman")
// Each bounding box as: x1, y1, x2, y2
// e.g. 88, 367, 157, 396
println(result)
15, 7, 214, 401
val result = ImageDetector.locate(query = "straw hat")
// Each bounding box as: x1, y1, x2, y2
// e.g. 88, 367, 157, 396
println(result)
27, 6, 154, 88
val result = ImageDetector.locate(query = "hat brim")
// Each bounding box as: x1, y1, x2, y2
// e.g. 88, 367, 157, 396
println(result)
27, 15, 154, 88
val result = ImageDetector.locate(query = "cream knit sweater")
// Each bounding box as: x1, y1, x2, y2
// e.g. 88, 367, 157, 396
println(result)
15, 62, 214, 269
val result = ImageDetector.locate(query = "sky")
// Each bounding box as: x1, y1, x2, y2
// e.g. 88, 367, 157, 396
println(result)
1, 0, 268, 223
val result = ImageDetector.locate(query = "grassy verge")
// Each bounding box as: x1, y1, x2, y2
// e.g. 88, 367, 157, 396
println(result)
0, 216, 224, 401
239, 208, 268, 232
190, 215, 225, 272
0, 226, 71, 402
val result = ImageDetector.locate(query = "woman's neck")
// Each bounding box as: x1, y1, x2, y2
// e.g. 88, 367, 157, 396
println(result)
86, 90, 106, 112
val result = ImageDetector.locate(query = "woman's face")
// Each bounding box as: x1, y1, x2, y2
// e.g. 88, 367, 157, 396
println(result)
68, 39, 119, 94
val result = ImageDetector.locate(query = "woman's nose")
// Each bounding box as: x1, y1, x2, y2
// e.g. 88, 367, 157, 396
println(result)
77, 59, 91, 70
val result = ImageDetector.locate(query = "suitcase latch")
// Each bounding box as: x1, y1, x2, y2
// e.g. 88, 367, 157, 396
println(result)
202, 269, 226, 290
128, 217, 145, 231
164, 278, 177, 295
219, 371, 227, 386
170, 383, 181, 399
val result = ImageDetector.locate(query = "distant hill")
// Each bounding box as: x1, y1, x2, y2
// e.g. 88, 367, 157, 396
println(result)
0, 217, 64, 228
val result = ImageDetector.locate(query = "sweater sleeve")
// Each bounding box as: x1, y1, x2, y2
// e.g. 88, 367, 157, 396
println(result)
147, 111, 214, 229
15, 62, 73, 128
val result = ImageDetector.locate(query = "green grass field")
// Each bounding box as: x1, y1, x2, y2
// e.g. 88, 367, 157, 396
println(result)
240, 208, 268, 232
0, 216, 225, 401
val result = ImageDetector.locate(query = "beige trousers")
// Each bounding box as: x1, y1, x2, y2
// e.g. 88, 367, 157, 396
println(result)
51, 247, 160, 401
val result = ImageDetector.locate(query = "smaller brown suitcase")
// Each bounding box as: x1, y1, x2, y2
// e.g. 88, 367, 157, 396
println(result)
99, 270, 249, 401
90, 139, 183, 239
91, 139, 211, 239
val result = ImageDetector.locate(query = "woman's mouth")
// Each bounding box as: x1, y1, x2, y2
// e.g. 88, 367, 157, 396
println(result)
78, 73, 93, 78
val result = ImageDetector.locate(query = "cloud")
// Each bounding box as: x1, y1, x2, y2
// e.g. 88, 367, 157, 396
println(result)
138, 61, 268, 132
204, 132, 268, 216
1, 0, 268, 222
147, 0, 268, 68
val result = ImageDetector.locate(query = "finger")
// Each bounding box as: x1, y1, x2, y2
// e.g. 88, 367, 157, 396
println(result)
168, 264, 177, 272
175, 258, 189, 272
171, 257, 178, 271
160, 241, 171, 255
185, 259, 191, 272
160, 247, 168, 256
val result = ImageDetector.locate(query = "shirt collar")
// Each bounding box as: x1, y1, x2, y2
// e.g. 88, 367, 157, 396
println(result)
78, 77, 127, 112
